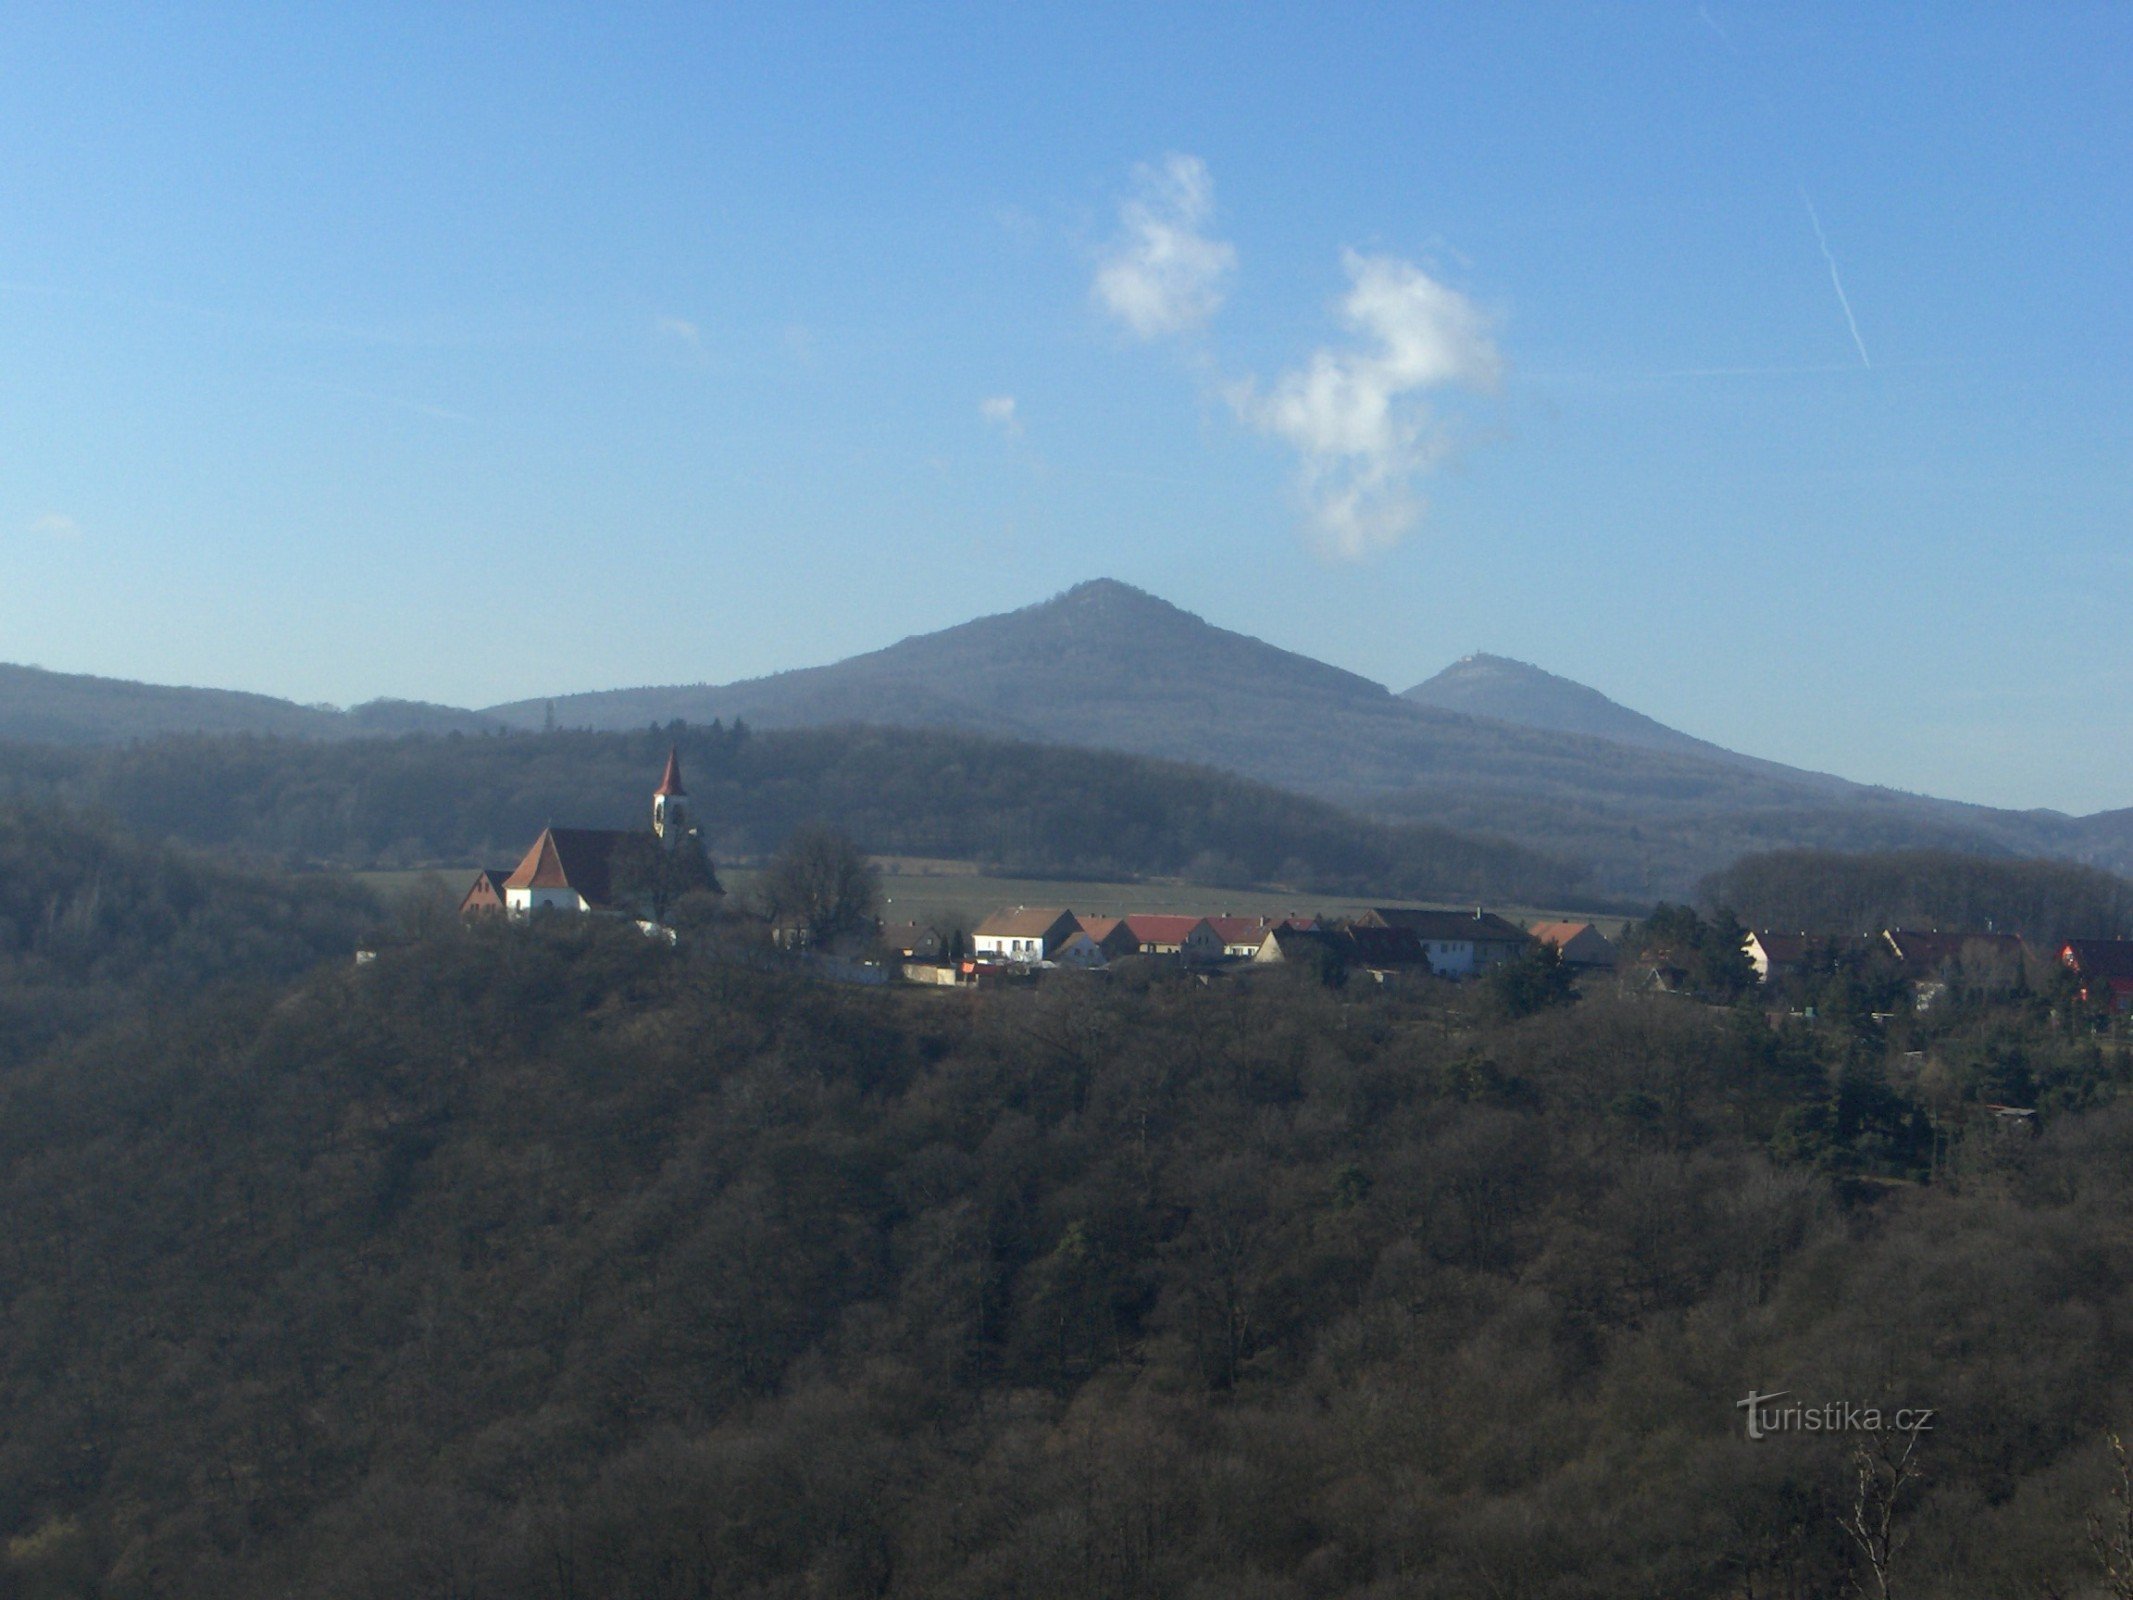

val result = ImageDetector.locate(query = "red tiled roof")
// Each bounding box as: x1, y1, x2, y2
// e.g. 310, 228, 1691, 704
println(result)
1527, 921, 1594, 947
502, 827, 633, 907
1123, 915, 1205, 945
654, 745, 686, 798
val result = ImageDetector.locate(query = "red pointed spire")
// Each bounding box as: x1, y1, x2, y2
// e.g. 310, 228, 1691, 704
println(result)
654, 745, 686, 797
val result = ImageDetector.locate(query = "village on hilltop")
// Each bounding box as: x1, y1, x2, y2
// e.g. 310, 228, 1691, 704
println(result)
451, 751, 2133, 1013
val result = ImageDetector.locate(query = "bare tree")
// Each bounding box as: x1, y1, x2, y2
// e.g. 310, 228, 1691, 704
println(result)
609, 831, 719, 923
758, 824, 880, 948
2089, 1432, 2133, 1599
1839, 1419, 1928, 1600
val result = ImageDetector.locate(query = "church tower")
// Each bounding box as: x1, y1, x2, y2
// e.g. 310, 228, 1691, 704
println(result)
652, 745, 689, 847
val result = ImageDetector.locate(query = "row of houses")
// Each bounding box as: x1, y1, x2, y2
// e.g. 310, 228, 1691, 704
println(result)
438, 749, 2133, 1016
961, 904, 1614, 978
1738, 925, 2133, 1012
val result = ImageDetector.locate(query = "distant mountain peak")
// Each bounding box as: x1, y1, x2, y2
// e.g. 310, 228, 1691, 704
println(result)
1435, 652, 1573, 683
1041, 578, 1194, 621
1403, 652, 1725, 761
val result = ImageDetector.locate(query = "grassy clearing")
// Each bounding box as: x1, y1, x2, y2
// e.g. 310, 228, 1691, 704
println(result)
346, 862, 1630, 937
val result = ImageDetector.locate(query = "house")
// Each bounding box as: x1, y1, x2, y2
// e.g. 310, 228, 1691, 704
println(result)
1205, 916, 1270, 957
1342, 924, 1430, 971
1884, 928, 2026, 1008
1742, 931, 1810, 985
2061, 940, 2133, 1012
1883, 928, 2024, 977
1252, 925, 1352, 967
457, 868, 512, 917
1075, 916, 1143, 962
1353, 908, 1528, 976
1178, 919, 1228, 963
1121, 914, 1205, 956
1527, 920, 1616, 969
1203, 915, 1318, 958
1743, 930, 1886, 985
880, 921, 945, 961
1252, 923, 1426, 972
972, 907, 1080, 963
1050, 931, 1110, 969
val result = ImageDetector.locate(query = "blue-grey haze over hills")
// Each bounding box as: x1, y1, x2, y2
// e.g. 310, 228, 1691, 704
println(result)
2, 578, 2127, 899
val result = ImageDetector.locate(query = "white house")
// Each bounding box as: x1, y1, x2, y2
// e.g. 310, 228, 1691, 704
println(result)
1050, 931, 1109, 969
973, 907, 1081, 963
1354, 908, 1529, 977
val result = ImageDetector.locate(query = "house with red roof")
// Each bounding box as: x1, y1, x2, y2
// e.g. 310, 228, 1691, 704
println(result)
2061, 939, 2133, 1012
457, 868, 512, 916
1118, 914, 1228, 962
1527, 920, 1617, 969
1074, 915, 1143, 962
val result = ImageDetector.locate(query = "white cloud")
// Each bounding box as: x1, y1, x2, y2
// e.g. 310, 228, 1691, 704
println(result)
1093, 154, 1236, 340
654, 314, 701, 346
1229, 250, 1501, 560
29, 513, 79, 539
979, 394, 1021, 435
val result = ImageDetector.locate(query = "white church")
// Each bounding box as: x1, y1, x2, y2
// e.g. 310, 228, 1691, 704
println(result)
459, 747, 697, 918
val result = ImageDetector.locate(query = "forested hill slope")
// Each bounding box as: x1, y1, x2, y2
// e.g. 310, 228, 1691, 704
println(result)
0, 723, 1586, 906
1699, 848, 2133, 943
0, 806, 379, 1067
486, 577, 1401, 747
1401, 652, 1840, 783
485, 583, 1812, 829
0, 662, 498, 743
8, 910, 2133, 1594
12, 582, 2133, 896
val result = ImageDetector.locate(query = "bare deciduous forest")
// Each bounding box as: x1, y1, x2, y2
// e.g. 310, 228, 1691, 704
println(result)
4, 805, 2133, 1597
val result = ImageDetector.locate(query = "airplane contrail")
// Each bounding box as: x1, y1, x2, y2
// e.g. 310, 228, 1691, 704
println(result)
1800, 188, 1871, 368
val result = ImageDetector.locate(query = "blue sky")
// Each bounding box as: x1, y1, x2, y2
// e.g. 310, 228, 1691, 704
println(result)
2, 3, 2128, 812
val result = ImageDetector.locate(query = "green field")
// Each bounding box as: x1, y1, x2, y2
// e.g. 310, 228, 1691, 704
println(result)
747, 864, 1630, 937
349, 862, 1629, 937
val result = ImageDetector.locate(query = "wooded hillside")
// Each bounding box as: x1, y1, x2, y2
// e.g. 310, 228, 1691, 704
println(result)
2, 834, 2133, 1595
0, 807, 377, 1070
0, 724, 1586, 906
1700, 847, 2133, 942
